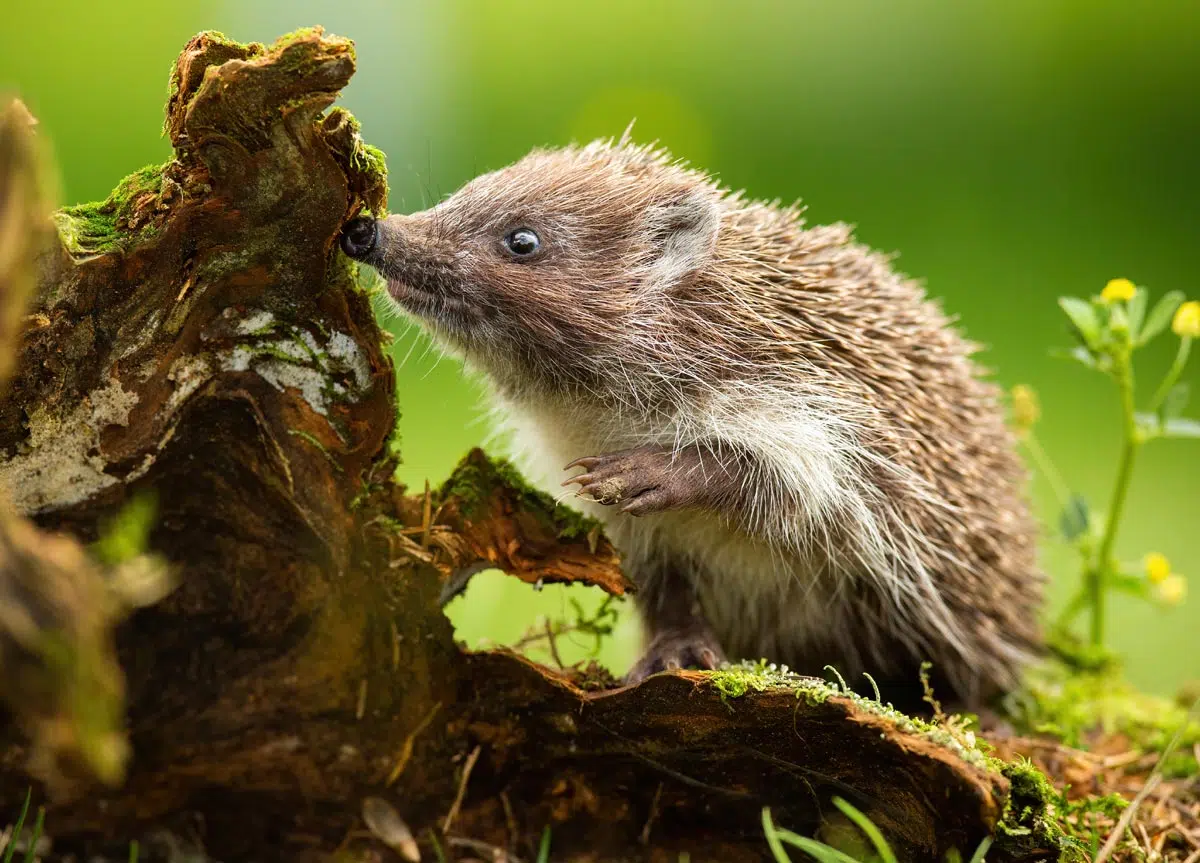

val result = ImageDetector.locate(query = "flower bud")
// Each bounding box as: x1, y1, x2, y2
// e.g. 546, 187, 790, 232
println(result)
1100, 278, 1137, 303
1144, 552, 1171, 585
1010, 385, 1039, 431
1172, 301, 1200, 339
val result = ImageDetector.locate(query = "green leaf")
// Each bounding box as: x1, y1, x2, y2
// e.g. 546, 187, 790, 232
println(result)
832, 797, 898, 863
1059, 495, 1090, 542
1137, 290, 1185, 346
1161, 383, 1190, 422
1108, 572, 1150, 599
1126, 288, 1148, 341
1050, 345, 1098, 369
1164, 417, 1200, 438
1058, 297, 1102, 349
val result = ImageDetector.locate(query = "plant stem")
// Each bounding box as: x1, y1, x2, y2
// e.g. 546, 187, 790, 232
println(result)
1021, 430, 1071, 510
1054, 589, 1088, 630
1147, 336, 1192, 415
1090, 347, 1140, 648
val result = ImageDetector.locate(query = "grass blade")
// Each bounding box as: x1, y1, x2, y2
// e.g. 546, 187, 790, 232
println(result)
762, 808, 792, 863
21, 808, 43, 863
774, 829, 866, 863
832, 797, 897, 863
1, 789, 31, 863
967, 835, 993, 863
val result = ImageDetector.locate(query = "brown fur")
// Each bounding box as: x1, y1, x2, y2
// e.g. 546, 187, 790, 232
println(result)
348, 135, 1044, 707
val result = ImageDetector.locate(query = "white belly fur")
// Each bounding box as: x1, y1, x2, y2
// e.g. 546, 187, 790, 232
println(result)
490, 396, 846, 667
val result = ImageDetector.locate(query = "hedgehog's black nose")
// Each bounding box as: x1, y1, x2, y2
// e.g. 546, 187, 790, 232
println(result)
340, 217, 378, 261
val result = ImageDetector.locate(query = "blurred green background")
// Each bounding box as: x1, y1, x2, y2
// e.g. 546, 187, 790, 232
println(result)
3, 0, 1197, 694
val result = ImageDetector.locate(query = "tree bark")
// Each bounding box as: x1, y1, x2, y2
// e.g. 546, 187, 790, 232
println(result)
0, 29, 1021, 863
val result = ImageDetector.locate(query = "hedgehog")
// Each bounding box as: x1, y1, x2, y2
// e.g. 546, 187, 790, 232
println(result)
340, 134, 1043, 708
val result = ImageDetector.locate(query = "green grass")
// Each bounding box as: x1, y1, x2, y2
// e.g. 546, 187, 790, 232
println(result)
1, 790, 44, 863
762, 800, 994, 863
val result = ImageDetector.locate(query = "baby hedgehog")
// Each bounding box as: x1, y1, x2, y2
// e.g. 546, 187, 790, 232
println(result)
340, 135, 1043, 707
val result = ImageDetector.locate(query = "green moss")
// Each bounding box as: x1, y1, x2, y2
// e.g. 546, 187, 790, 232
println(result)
709, 659, 834, 702
989, 756, 1114, 862
55, 163, 167, 256
352, 141, 389, 210
271, 26, 337, 52
994, 758, 1070, 847
326, 108, 389, 216
201, 30, 261, 53
1003, 660, 1200, 774
439, 452, 602, 542
704, 660, 997, 766
271, 27, 354, 77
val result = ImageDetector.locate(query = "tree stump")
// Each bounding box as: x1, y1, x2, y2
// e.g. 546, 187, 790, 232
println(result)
0, 28, 1024, 863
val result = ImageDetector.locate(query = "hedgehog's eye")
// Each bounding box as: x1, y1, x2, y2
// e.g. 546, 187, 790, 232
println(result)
502, 227, 540, 258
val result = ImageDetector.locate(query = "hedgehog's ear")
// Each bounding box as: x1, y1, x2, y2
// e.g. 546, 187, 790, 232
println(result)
643, 187, 720, 290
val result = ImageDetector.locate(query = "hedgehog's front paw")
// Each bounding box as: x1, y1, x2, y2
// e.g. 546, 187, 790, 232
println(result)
624, 626, 727, 685
562, 444, 695, 515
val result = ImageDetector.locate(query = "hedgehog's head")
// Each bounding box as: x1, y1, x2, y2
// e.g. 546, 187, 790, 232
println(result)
340, 139, 722, 390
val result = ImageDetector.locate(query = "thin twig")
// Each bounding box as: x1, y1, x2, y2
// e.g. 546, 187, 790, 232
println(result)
386, 701, 443, 786
442, 745, 482, 834
1094, 773, 1162, 863
640, 783, 664, 845
543, 617, 565, 668
446, 836, 525, 863
421, 479, 432, 549
355, 679, 368, 720
500, 791, 519, 853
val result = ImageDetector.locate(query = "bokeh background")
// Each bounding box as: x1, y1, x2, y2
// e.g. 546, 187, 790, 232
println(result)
3, 0, 1197, 694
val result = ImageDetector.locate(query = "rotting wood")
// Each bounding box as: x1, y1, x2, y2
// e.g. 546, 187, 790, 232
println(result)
0, 28, 1017, 863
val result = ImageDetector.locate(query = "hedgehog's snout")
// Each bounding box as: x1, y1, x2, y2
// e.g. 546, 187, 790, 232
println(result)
340, 216, 379, 261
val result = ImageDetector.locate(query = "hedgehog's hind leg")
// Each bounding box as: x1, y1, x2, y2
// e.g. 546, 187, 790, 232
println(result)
624, 557, 726, 684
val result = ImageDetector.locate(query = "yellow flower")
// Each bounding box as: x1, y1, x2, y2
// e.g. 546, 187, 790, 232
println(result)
1010, 385, 1040, 430
1173, 300, 1200, 338
1157, 574, 1187, 606
1100, 278, 1137, 303
1144, 552, 1171, 584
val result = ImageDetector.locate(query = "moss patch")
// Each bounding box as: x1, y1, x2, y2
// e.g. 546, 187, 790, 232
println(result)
271, 26, 346, 57
322, 107, 389, 216
990, 757, 1086, 861
439, 450, 602, 542
54, 163, 167, 256
705, 660, 993, 765
706, 661, 1122, 858
1003, 660, 1200, 775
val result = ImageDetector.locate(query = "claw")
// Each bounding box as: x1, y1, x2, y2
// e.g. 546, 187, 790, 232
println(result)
561, 472, 595, 488
564, 456, 601, 471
